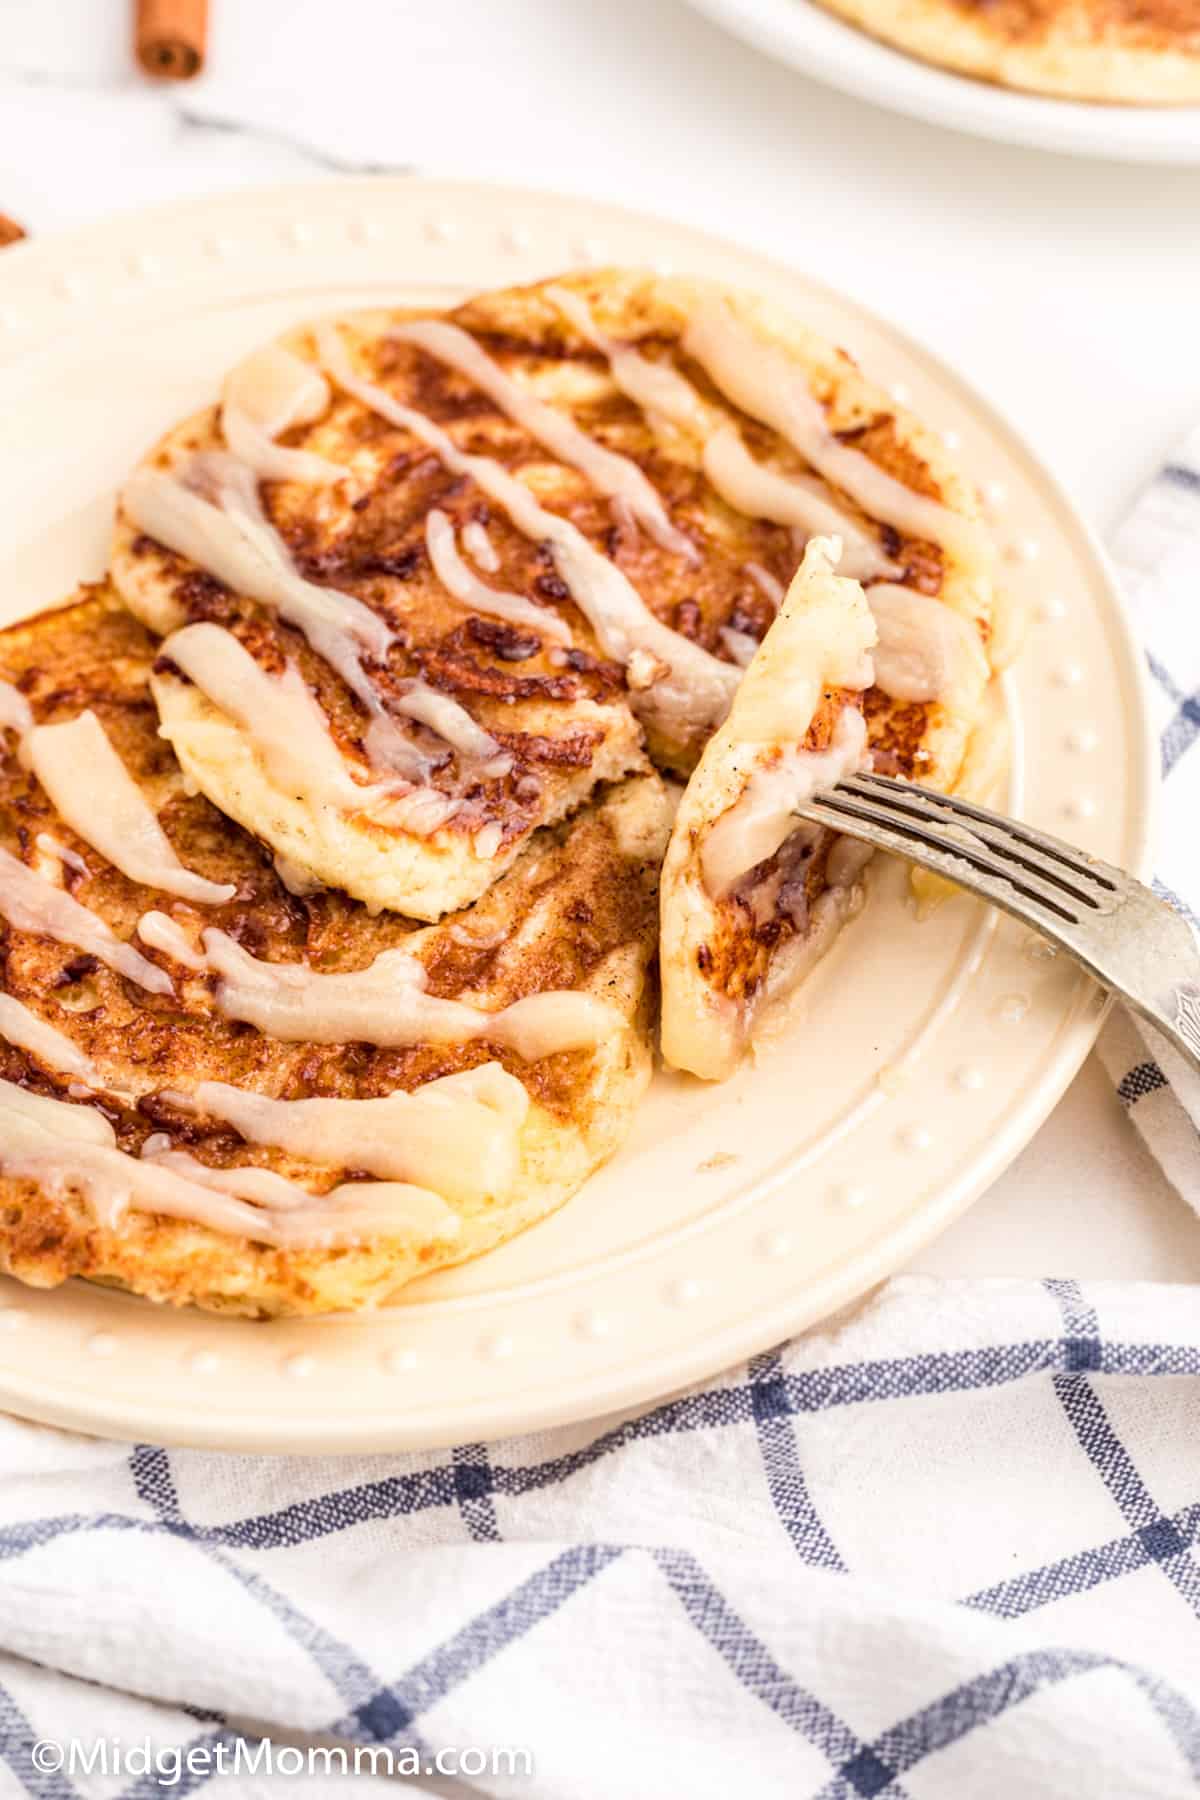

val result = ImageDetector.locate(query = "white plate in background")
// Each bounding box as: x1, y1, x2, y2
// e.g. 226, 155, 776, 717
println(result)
685, 0, 1200, 163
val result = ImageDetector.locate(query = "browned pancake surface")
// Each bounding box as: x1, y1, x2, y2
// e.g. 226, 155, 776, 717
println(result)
814, 0, 1200, 98
116, 272, 990, 788
951, 0, 1199, 48
0, 591, 668, 1314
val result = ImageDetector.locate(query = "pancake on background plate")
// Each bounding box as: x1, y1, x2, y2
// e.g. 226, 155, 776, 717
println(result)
0, 589, 669, 1316
111, 269, 998, 920
812, 0, 1200, 103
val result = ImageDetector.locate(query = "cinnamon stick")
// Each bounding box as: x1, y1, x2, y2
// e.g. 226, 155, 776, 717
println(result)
134, 0, 209, 80
0, 215, 26, 249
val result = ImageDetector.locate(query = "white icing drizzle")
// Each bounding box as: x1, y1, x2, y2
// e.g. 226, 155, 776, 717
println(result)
0, 679, 32, 742
0, 845, 173, 995
220, 344, 347, 486
125, 453, 391, 672
710, 537, 875, 749
425, 509, 571, 645
461, 518, 500, 572
139, 1143, 462, 1248
701, 706, 868, 897
0, 993, 101, 1082
626, 648, 668, 691
683, 306, 986, 560
383, 787, 462, 838
319, 326, 738, 739
608, 494, 639, 543
719, 627, 761, 668
35, 834, 87, 876
123, 455, 430, 779
159, 623, 399, 817
357, 715, 437, 785
0, 1079, 113, 1143
137, 909, 206, 971
0, 1078, 460, 1249
26, 710, 236, 906
473, 823, 504, 861
743, 562, 784, 609
702, 429, 896, 581
221, 411, 344, 489
142, 1143, 316, 1210
393, 318, 695, 559
127, 457, 503, 781
198, 928, 621, 1059
549, 286, 897, 582
447, 921, 508, 950
194, 1062, 528, 1208
865, 584, 990, 707
391, 675, 503, 762
548, 286, 711, 437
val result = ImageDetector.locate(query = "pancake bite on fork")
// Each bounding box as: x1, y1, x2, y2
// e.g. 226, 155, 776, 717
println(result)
660, 539, 878, 1081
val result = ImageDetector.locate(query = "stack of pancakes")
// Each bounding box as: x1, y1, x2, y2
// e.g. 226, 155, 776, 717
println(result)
0, 270, 1008, 1315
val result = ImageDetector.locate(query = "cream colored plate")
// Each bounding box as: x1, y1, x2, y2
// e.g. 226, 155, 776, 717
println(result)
0, 178, 1154, 1452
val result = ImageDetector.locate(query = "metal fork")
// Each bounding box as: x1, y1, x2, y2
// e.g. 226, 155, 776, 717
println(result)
796, 772, 1200, 1076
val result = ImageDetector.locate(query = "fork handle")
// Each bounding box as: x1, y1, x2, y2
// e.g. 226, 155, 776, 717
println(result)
795, 794, 1200, 1084
1125, 980, 1200, 1083
1067, 896, 1200, 1085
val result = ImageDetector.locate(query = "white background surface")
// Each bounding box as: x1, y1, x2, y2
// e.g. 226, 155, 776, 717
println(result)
1, 0, 1198, 1280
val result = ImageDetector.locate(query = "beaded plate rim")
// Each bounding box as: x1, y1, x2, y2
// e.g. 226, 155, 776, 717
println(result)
0, 177, 1156, 1452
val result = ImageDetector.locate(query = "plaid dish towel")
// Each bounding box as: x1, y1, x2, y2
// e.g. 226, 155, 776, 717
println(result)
1098, 426, 1200, 1203
0, 1280, 1198, 1797
2, 453, 1200, 1800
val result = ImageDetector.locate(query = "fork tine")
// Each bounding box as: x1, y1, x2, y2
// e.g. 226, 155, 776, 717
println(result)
798, 776, 1200, 1085
837, 775, 1110, 911
845, 772, 1120, 895
801, 790, 1085, 926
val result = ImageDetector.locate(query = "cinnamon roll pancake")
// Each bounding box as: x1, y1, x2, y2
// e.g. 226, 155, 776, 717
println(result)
812, 0, 1200, 103
662, 519, 999, 1079
0, 589, 670, 1316
111, 270, 996, 919
661, 540, 877, 1081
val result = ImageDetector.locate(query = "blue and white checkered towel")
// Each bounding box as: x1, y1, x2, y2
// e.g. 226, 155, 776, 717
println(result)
1, 447, 1199, 1800
1098, 427, 1200, 1206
